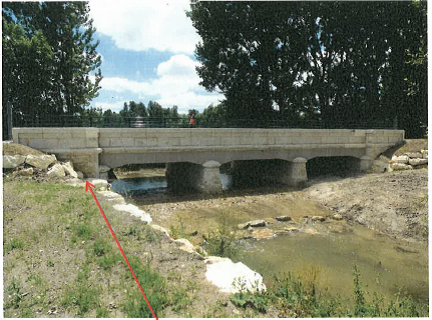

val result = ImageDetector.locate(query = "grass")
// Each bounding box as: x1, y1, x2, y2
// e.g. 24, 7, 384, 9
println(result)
203, 225, 239, 259
230, 264, 428, 317
4, 178, 208, 318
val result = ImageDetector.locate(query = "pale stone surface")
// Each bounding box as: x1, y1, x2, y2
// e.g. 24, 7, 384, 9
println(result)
205, 256, 266, 293
196, 160, 222, 194
303, 228, 318, 235
248, 220, 267, 227
174, 238, 196, 253
76, 171, 84, 179
96, 190, 126, 204
405, 152, 422, 159
26, 155, 56, 170
408, 158, 428, 166
289, 157, 308, 185
391, 163, 413, 171
237, 222, 250, 230
250, 228, 274, 239
371, 159, 393, 173
276, 215, 292, 222
87, 178, 109, 190
311, 216, 326, 222
391, 155, 409, 164
99, 172, 109, 180
99, 165, 111, 173
18, 167, 34, 176
284, 226, 299, 232
3, 155, 26, 168
64, 178, 85, 188
62, 161, 78, 178
421, 149, 428, 159
47, 163, 66, 177
112, 203, 152, 223
151, 224, 170, 237
332, 213, 343, 221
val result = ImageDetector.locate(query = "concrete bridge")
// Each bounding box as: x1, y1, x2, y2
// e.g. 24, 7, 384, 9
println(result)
13, 128, 404, 193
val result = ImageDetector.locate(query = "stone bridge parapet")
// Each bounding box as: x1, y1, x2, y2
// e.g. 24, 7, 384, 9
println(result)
13, 128, 404, 193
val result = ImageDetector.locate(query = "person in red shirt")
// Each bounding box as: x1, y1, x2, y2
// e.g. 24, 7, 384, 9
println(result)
189, 112, 196, 127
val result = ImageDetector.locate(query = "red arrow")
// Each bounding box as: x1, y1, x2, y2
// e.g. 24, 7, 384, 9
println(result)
85, 181, 158, 320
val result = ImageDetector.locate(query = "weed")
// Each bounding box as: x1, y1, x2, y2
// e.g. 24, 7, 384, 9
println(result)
46, 260, 54, 268
123, 257, 168, 318
96, 307, 109, 318
203, 227, 238, 259
230, 278, 269, 313
72, 224, 93, 242
5, 238, 25, 254
97, 253, 122, 270
169, 219, 188, 240
6, 278, 24, 308
93, 238, 111, 256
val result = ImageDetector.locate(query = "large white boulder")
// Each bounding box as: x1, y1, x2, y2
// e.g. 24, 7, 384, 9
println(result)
47, 163, 66, 177
3, 155, 26, 169
62, 161, 78, 178
391, 163, 413, 171
18, 167, 34, 176
391, 155, 409, 164
112, 203, 152, 223
421, 149, 428, 159
87, 178, 109, 190
26, 155, 56, 170
409, 158, 428, 166
372, 156, 393, 173
205, 256, 266, 293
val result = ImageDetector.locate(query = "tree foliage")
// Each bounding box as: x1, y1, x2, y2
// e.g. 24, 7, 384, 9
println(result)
2, 1, 102, 118
189, 1, 427, 137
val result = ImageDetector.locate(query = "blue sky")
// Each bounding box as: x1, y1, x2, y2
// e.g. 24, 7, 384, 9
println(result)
88, 0, 224, 114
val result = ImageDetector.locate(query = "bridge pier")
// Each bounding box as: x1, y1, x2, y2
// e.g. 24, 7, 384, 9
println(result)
166, 161, 222, 194
359, 155, 374, 171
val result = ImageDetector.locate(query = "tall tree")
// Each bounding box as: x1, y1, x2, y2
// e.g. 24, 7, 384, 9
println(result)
2, 1, 102, 118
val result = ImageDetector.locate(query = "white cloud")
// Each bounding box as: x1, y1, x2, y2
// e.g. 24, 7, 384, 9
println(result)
94, 54, 224, 111
94, 100, 125, 112
89, 0, 200, 54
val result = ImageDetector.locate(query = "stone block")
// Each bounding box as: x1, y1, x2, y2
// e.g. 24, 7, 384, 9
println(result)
47, 163, 66, 177
421, 149, 428, 159
408, 158, 428, 166
26, 155, 56, 170
391, 163, 413, 171
405, 152, 423, 159
3, 155, 26, 168
391, 155, 409, 164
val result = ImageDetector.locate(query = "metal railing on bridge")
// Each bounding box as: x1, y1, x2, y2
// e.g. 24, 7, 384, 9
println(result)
10, 114, 397, 130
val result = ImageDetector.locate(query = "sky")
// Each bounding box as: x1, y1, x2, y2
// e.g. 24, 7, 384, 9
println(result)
88, 0, 224, 114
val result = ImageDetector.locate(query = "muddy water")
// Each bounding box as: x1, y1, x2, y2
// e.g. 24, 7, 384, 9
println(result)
237, 227, 428, 302
111, 174, 429, 304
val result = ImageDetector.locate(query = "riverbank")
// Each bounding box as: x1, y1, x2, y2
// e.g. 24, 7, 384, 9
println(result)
3, 177, 247, 318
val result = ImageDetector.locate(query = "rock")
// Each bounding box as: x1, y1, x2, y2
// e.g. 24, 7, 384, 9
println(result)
405, 152, 423, 159
372, 159, 393, 173
248, 220, 267, 227
391, 163, 413, 171
61, 161, 78, 178
64, 178, 85, 188
99, 172, 109, 180
408, 158, 428, 166
421, 149, 428, 159
151, 224, 170, 237
174, 238, 196, 253
47, 163, 66, 177
250, 228, 274, 239
112, 203, 152, 223
205, 256, 266, 293
284, 226, 299, 232
329, 225, 345, 234
331, 213, 343, 221
96, 191, 125, 204
391, 155, 409, 164
76, 171, 84, 179
275, 215, 292, 222
87, 178, 109, 190
311, 216, 326, 222
303, 228, 317, 235
3, 155, 26, 169
18, 167, 34, 176
237, 222, 250, 230
99, 165, 111, 173
25, 155, 56, 170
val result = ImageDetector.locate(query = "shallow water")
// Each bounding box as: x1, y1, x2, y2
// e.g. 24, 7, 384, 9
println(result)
111, 174, 429, 304
236, 227, 428, 303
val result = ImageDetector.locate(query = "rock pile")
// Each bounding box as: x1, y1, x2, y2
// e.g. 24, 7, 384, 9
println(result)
3, 154, 84, 179
390, 149, 428, 171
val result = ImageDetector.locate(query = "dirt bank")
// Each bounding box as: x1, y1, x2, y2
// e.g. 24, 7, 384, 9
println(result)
303, 169, 428, 242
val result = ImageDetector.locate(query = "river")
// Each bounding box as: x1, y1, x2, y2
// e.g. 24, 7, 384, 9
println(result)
111, 172, 428, 304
